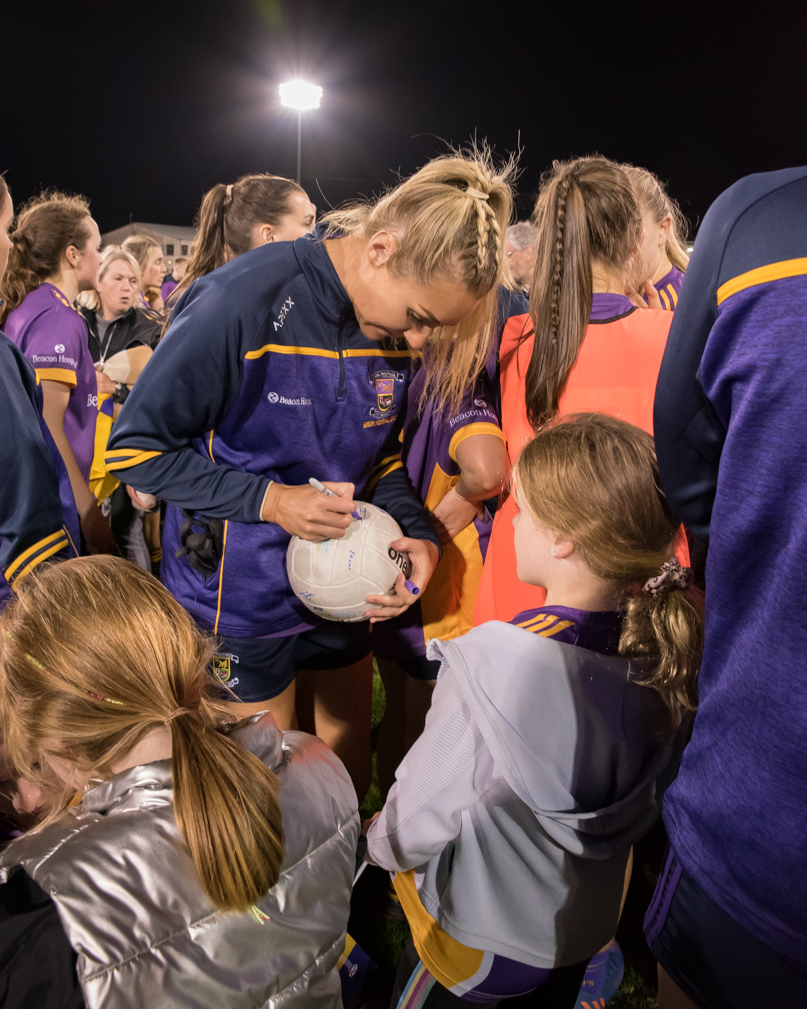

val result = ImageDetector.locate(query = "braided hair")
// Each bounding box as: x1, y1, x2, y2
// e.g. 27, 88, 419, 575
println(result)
322, 147, 514, 413
525, 156, 642, 430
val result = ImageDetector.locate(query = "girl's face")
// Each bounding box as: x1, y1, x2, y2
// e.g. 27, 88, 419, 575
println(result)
512, 492, 560, 587
251, 191, 317, 248
270, 191, 316, 242
0, 196, 14, 283
73, 219, 103, 292
141, 246, 165, 289
636, 209, 671, 285
97, 257, 139, 318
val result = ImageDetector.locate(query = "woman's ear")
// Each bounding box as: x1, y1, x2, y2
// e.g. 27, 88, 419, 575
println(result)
366, 230, 398, 268
658, 214, 672, 244
259, 224, 274, 245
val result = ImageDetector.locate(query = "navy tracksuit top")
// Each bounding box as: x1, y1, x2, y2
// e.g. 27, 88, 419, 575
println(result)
107, 232, 438, 637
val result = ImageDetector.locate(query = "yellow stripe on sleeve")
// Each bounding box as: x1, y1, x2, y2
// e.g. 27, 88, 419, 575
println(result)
670, 286, 679, 306
35, 368, 77, 387
12, 537, 70, 586
716, 257, 807, 305
5, 529, 66, 581
658, 288, 671, 311
104, 449, 163, 471
448, 422, 505, 463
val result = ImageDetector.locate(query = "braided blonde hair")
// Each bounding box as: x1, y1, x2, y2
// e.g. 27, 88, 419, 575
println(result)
323, 147, 514, 413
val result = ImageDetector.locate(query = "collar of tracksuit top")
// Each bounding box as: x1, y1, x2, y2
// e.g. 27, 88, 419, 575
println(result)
106, 229, 438, 637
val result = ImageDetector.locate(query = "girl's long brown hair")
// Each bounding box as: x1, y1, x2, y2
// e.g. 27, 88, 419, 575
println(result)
526, 156, 642, 430
0, 190, 92, 325
0, 556, 284, 913
515, 413, 703, 732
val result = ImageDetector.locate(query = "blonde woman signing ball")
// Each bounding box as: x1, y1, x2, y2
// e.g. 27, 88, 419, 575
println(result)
106, 152, 513, 797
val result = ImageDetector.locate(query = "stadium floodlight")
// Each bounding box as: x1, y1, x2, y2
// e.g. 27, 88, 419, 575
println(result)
279, 80, 323, 111
279, 81, 323, 184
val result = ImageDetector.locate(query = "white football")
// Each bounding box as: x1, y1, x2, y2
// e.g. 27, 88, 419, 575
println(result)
287, 502, 412, 622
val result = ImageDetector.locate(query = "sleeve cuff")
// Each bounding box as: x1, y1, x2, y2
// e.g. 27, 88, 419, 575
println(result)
36, 368, 78, 388
448, 422, 505, 463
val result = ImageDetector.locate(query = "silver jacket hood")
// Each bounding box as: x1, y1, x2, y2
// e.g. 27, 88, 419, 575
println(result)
0, 717, 359, 1008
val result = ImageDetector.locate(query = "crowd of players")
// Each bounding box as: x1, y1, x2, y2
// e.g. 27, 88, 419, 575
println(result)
0, 152, 804, 1009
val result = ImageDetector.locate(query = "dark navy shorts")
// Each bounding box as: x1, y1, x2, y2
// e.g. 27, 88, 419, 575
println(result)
645, 847, 807, 1009
212, 621, 372, 702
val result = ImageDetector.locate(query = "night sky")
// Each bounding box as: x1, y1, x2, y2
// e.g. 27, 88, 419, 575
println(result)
3, 0, 806, 236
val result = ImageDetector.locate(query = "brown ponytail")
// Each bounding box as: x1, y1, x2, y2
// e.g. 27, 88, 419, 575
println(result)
526, 157, 642, 430
514, 413, 703, 733
179, 173, 305, 294
0, 556, 285, 913
0, 190, 92, 325
620, 589, 702, 728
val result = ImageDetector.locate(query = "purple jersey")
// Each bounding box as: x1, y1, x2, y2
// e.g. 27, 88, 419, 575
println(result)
510, 604, 623, 654
5, 284, 99, 483
653, 266, 685, 311
373, 366, 504, 659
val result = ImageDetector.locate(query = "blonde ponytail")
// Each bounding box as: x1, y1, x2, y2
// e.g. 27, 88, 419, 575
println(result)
171, 715, 284, 911
0, 556, 286, 914
323, 146, 515, 414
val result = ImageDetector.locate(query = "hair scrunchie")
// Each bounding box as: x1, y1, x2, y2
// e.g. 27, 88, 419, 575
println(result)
642, 558, 693, 597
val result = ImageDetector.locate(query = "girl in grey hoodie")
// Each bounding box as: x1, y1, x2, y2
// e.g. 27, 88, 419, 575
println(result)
366, 414, 704, 1008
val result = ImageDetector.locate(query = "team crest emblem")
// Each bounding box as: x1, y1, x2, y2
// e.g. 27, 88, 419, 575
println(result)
212, 655, 231, 681
375, 377, 394, 412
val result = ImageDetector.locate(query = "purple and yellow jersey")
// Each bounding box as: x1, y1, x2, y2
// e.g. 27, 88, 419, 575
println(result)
5, 284, 100, 484
510, 604, 622, 654
653, 265, 685, 311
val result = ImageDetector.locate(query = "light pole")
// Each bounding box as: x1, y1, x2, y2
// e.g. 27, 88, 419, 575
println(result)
279, 80, 323, 185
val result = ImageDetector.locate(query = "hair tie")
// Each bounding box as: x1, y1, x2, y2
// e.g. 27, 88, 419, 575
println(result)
224, 184, 234, 202
642, 558, 693, 597
466, 187, 489, 202
164, 707, 191, 724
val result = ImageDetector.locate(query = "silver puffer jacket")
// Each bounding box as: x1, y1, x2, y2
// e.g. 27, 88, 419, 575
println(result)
0, 716, 359, 1008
